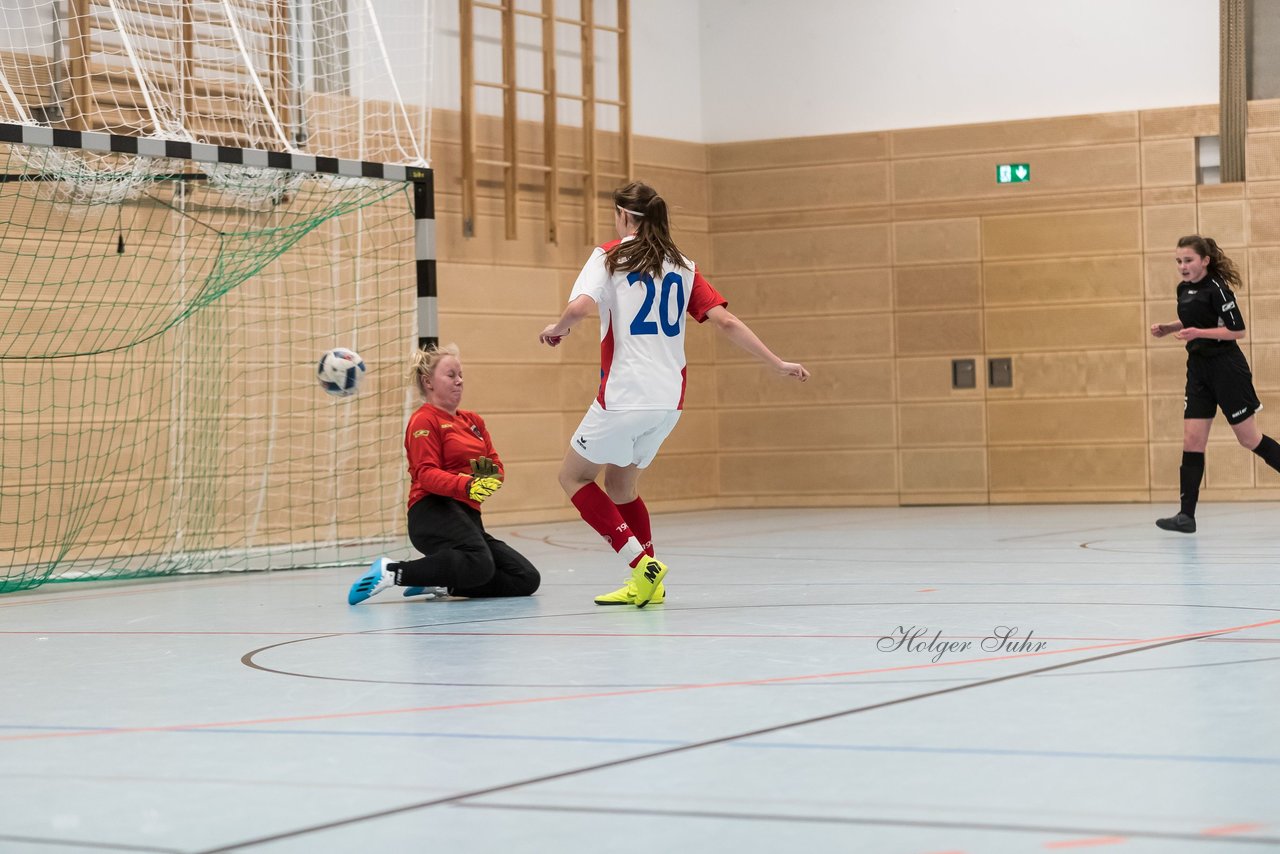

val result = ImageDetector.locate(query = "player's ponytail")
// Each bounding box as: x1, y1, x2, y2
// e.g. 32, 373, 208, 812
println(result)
1178, 234, 1243, 290
605, 182, 686, 279
409, 343, 461, 398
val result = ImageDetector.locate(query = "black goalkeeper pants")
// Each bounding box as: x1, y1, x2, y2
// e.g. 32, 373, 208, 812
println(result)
395, 495, 540, 598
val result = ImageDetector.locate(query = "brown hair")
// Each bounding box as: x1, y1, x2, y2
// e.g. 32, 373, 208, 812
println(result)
1177, 234, 1243, 290
604, 182, 687, 279
408, 343, 460, 398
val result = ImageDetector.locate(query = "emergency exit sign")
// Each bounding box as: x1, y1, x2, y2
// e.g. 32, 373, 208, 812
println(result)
997, 163, 1030, 183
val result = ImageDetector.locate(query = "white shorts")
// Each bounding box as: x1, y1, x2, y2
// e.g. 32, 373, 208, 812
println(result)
569, 402, 682, 468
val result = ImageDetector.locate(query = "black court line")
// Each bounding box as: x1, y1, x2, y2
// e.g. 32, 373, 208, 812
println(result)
198, 629, 1216, 852
0, 834, 182, 853
454, 801, 1279, 846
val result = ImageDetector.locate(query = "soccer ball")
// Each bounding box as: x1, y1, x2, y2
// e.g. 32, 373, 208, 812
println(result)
316, 347, 366, 397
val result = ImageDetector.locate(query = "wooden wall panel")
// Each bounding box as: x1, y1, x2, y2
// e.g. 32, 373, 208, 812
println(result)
719, 404, 896, 450
718, 359, 895, 407
1140, 104, 1218, 139
1144, 205, 1198, 250
661, 410, 720, 454
432, 99, 1280, 518
895, 310, 982, 356
986, 304, 1144, 352
1248, 295, 1280, 343
1146, 348, 1188, 395
1252, 344, 1280, 391
1249, 133, 1280, 181
1250, 247, 1280, 291
711, 162, 890, 212
893, 219, 981, 264
982, 209, 1143, 259
1003, 350, 1147, 398
890, 113, 1138, 157
987, 399, 1147, 444
711, 223, 891, 274
1250, 198, 1280, 245
1204, 447, 1256, 488
894, 265, 981, 310
1145, 252, 1184, 298
897, 355, 986, 401
899, 402, 985, 446
900, 449, 987, 492
893, 144, 1139, 203
709, 132, 888, 172
720, 450, 897, 496
984, 256, 1143, 306
1141, 139, 1196, 187
1199, 201, 1248, 247
989, 445, 1149, 491
718, 269, 893, 318
715, 316, 893, 362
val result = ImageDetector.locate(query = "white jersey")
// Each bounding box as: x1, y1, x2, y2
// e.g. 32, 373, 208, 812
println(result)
569, 237, 726, 410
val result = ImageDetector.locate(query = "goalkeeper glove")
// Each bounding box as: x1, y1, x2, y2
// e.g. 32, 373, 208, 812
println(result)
468, 475, 503, 504
469, 456, 502, 479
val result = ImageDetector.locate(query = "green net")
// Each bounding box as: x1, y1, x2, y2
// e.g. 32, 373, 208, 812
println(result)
0, 143, 417, 593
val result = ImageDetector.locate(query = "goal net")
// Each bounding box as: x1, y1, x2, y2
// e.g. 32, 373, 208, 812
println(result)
0, 0, 434, 593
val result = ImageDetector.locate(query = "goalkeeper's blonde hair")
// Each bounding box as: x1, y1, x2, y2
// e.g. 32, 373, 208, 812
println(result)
409, 343, 461, 398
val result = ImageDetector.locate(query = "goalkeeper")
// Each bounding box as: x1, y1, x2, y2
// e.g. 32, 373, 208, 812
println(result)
348, 344, 540, 604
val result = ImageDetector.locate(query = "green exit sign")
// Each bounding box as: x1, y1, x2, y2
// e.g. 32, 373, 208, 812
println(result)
997, 163, 1030, 183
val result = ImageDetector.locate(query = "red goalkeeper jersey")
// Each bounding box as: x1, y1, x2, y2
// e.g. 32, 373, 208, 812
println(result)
404, 403, 504, 511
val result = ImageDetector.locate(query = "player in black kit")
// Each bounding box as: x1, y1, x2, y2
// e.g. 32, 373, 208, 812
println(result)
1149, 235, 1280, 532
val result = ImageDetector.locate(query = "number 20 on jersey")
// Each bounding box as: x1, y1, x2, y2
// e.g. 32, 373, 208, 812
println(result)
627, 271, 685, 337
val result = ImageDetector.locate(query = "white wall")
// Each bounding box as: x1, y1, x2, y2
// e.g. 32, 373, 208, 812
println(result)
0, 1, 1226, 147
696, 0, 1219, 142
628, 0, 705, 142
428, 0, 704, 141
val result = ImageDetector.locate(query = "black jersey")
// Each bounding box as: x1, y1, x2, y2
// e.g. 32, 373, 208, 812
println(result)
1175, 274, 1245, 356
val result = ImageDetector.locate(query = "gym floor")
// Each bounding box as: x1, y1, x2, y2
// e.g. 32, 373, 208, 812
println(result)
1, 504, 1277, 853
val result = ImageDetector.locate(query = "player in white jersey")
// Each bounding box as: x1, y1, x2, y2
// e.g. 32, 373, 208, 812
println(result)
539, 181, 810, 607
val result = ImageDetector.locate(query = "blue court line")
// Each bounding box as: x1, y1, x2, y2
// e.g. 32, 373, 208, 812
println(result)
2, 723, 1276, 766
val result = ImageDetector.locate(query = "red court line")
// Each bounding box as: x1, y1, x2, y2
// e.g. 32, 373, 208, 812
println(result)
1202, 823, 1265, 836
3, 615, 1276, 745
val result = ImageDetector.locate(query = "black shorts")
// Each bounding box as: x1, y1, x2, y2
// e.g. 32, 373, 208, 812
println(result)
1184, 348, 1262, 425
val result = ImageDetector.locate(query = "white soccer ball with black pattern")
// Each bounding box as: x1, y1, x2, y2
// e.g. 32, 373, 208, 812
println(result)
316, 347, 366, 397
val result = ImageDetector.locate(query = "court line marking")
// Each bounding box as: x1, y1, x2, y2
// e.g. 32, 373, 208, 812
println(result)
0, 833, 181, 853
6, 727, 1273, 768
451, 803, 1275, 848
10, 615, 1274, 746
7, 629, 1277, 643
188, 619, 1274, 853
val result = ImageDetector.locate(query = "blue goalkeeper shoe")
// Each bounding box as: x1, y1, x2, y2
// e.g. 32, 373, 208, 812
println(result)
402, 586, 450, 599
348, 557, 395, 605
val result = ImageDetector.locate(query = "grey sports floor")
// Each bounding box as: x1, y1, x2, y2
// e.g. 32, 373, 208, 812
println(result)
2, 504, 1277, 854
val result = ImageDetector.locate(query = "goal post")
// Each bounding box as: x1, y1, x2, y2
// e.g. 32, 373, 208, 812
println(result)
0, 122, 435, 594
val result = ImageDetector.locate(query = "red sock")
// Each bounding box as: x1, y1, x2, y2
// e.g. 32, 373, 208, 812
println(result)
616, 497, 654, 557
571, 483, 644, 565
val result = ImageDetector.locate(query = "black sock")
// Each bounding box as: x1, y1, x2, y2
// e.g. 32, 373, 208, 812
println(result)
1252, 434, 1280, 473
392, 555, 451, 588
1179, 451, 1205, 517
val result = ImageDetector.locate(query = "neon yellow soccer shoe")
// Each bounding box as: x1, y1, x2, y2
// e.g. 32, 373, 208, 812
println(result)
594, 577, 666, 606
